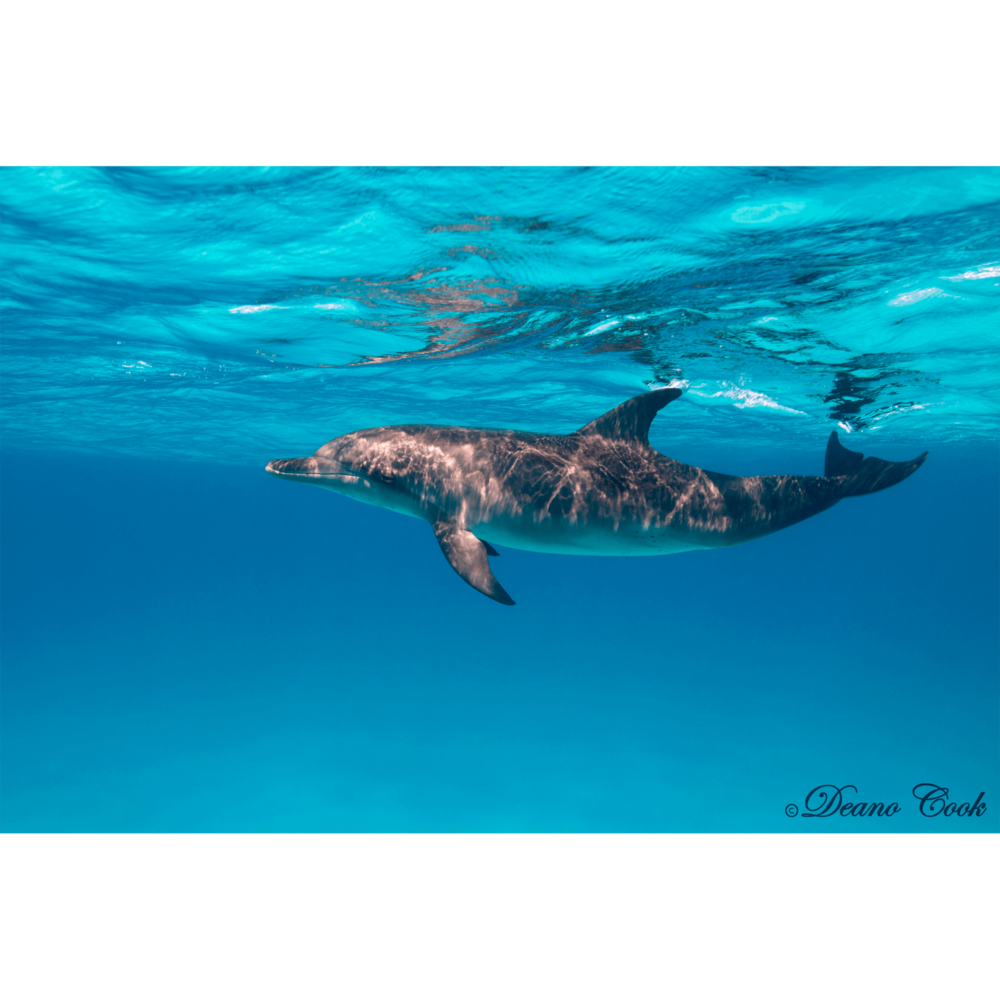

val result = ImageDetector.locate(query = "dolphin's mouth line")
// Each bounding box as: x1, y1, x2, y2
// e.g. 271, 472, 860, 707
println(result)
265, 461, 369, 484
267, 473, 364, 482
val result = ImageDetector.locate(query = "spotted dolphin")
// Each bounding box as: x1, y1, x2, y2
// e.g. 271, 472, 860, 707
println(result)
265, 388, 927, 605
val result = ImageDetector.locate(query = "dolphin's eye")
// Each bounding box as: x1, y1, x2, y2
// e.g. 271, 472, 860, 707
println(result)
368, 469, 393, 485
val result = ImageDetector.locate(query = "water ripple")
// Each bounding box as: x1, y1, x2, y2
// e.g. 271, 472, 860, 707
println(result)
2, 166, 998, 463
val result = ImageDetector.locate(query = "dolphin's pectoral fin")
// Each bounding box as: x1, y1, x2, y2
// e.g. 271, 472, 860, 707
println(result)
576, 387, 682, 446
432, 522, 515, 605
482, 540, 500, 556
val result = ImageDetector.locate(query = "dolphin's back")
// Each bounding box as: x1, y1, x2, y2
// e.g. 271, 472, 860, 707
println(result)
370, 421, 732, 554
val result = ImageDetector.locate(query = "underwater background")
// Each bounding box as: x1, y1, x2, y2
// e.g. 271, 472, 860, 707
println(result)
1, 166, 997, 832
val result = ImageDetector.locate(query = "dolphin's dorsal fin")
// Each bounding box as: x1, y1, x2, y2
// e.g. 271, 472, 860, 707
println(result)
576, 388, 682, 445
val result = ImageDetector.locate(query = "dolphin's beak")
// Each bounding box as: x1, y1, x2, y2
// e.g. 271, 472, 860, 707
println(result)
265, 456, 356, 483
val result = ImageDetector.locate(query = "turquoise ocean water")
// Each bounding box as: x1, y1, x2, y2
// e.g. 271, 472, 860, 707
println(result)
1, 166, 997, 831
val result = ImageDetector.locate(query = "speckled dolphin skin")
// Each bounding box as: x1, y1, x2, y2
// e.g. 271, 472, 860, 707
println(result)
265, 388, 928, 605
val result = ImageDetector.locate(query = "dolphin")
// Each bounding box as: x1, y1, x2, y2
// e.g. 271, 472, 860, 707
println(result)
265, 388, 927, 605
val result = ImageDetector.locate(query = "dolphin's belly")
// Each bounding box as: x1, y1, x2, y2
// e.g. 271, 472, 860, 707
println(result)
467, 513, 706, 556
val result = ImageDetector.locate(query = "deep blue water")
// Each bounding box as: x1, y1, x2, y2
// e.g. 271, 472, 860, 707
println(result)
1, 167, 997, 831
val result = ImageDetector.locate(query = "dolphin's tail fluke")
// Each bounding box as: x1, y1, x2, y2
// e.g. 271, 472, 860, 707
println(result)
825, 431, 928, 497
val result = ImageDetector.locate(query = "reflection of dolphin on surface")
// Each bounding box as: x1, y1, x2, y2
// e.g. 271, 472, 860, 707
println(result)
266, 388, 927, 605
